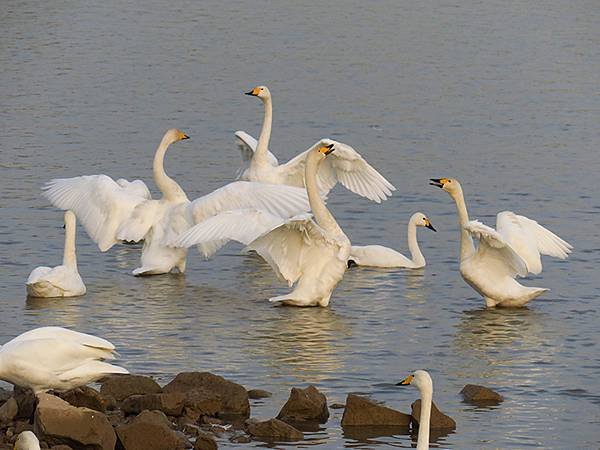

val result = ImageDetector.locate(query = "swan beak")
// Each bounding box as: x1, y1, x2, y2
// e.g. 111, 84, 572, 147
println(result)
429, 178, 444, 188
181, 134, 190, 140
396, 374, 414, 386
425, 220, 436, 232
245, 87, 259, 96
319, 143, 335, 156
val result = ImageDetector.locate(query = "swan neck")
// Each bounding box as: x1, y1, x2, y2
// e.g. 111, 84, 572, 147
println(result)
305, 149, 338, 232
254, 96, 273, 164
407, 216, 425, 267
153, 137, 186, 201
416, 387, 432, 450
453, 187, 474, 259
63, 217, 77, 269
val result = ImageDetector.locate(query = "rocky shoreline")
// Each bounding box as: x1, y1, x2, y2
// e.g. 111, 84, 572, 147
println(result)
0, 372, 501, 449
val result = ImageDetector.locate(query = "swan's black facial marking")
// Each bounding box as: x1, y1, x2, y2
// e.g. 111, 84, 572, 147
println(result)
347, 260, 358, 268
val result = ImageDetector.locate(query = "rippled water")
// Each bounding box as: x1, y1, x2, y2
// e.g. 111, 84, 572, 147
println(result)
1, 0, 599, 448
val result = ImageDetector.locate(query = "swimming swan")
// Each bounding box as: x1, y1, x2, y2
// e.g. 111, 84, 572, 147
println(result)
430, 178, 572, 307
348, 212, 436, 268
397, 370, 433, 450
43, 129, 311, 276
172, 142, 351, 307
26, 211, 86, 297
235, 85, 395, 203
0, 327, 128, 393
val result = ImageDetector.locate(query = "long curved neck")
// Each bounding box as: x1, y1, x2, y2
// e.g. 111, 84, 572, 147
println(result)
452, 187, 475, 260
253, 96, 272, 165
153, 137, 186, 201
417, 386, 432, 450
305, 149, 340, 233
63, 219, 77, 269
407, 216, 425, 267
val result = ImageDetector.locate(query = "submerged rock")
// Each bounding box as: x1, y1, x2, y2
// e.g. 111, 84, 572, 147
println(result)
100, 374, 162, 402
460, 384, 504, 404
411, 399, 456, 429
277, 385, 329, 424
34, 393, 116, 450
330, 403, 345, 409
116, 410, 189, 450
246, 418, 303, 441
341, 394, 411, 427
247, 389, 272, 400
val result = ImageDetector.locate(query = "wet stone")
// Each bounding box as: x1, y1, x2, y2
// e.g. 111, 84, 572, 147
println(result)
341, 394, 411, 427
411, 399, 456, 429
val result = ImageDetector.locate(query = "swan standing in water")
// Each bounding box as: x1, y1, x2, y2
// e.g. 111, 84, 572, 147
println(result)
348, 212, 436, 268
26, 211, 86, 297
235, 85, 396, 202
43, 129, 311, 276
13, 431, 40, 450
0, 327, 128, 393
397, 370, 433, 450
430, 178, 572, 307
172, 142, 351, 307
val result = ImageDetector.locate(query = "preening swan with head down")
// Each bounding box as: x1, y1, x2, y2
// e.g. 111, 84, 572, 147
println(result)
348, 212, 436, 268
43, 129, 312, 276
397, 370, 434, 450
171, 141, 351, 307
235, 85, 396, 203
13, 431, 40, 450
431, 177, 572, 307
0, 327, 128, 394
26, 210, 86, 298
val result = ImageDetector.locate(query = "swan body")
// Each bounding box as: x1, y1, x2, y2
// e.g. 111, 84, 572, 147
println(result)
397, 370, 433, 450
235, 85, 396, 203
0, 327, 128, 393
14, 431, 40, 450
348, 212, 436, 268
172, 142, 351, 307
43, 129, 311, 276
26, 211, 86, 297
431, 178, 572, 307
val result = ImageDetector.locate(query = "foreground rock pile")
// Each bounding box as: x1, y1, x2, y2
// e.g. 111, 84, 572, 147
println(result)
0, 372, 496, 449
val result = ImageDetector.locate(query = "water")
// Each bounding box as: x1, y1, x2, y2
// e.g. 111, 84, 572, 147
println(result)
1, 0, 599, 448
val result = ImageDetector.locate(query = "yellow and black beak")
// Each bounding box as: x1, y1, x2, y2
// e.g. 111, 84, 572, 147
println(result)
425, 220, 436, 232
429, 178, 445, 188
396, 374, 414, 386
245, 87, 259, 96
181, 134, 190, 140
319, 143, 335, 156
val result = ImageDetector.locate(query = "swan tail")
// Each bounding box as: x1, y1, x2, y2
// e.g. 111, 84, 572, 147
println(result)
59, 361, 129, 385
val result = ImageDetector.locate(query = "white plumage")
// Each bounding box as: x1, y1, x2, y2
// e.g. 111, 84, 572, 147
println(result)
0, 327, 128, 393
13, 431, 40, 450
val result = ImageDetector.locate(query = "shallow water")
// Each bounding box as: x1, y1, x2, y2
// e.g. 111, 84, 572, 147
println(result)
1, 0, 599, 448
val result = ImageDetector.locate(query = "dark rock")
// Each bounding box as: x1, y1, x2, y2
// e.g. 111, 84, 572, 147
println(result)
121, 392, 186, 416
411, 400, 456, 429
460, 384, 503, 404
341, 394, 411, 427
228, 432, 251, 443
247, 389, 271, 400
277, 385, 328, 424
14, 386, 36, 420
163, 372, 249, 418
193, 430, 217, 450
50, 446, 74, 450
116, 410, 188, 450
0, 398, 18, 424
330, 403, 345, 409
34, 393, 116, 450
56, 386, 110, 412
246, 418, 303, 441
100, 374, 162, 402
14, 419, 34, 434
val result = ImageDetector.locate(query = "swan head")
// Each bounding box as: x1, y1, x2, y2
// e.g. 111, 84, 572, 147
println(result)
318, 142, 336, 157
245, 85, 271, 100
14, 431, 40, 450
430, 178, 462, 197
162, 128, 190, 146
413, 212, 436, 232
396, 369, 433, 393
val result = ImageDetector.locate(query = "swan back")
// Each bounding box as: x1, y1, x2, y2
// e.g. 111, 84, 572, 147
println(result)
14, 431, 41, 450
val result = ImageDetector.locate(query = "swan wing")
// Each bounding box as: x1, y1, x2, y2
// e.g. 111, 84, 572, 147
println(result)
116, 200, 163, 243
234, 131, 279, 177
496, 211, 573, 275
42, 175, 149, 251
278, 139, 396, 202
464, 220, 528, 278
115, 178, 152, 199
6, 327, 116, 354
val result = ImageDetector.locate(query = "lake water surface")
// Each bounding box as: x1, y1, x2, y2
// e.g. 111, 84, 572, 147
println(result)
1, 1, 599, 448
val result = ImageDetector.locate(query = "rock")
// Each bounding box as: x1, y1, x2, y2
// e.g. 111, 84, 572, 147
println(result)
460, 384, 503, 404
277, 385, 328, 424
121, 392, 186, 416
34, 393, 116, 450
100, 374, 162, 402
0, 388, 12, 405
163, 372, 249, 418
193, 430, 217, 450
411, 400, 456, 429
247, 389, 271, 400
56, 386, 110, 412
50, 446, 74, 450
0, 397, 18, 424
330, 403, 345, 409
116, 410, 189, 450
341, 394, 411, 427
228, 432, 251, 443
14, 386, 37, 420
246, 418, 303, 441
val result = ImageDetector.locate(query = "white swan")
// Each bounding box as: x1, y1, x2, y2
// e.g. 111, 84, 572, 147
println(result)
235, 85, 396, 203
348, 212, 436, 268
430, 178, 572, 307
26, 211, 86, 298
14, 431, 40, 450
397, 370, 433, 450
0, 327, 128, 393
172, 142, 351, 307
43, 129, 311, 276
